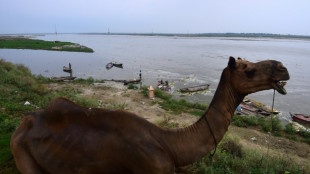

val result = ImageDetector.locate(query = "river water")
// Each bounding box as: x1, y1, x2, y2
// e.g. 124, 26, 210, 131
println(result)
1, 34, 310, 123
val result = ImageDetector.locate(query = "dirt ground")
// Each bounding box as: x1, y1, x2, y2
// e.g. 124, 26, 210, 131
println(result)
47, 82, 310, 169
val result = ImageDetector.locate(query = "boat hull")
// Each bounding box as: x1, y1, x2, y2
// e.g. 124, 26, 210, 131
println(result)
180, 84, 210, 92
290, 112, 310, 124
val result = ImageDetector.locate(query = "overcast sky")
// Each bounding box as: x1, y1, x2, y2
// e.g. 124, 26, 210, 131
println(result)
1, 0, 309, 35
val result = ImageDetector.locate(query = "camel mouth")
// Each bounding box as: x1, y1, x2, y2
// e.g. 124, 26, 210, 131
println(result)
273, 81, 287, 95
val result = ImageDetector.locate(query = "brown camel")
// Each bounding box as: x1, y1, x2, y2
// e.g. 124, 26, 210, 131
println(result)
11, 57, 290, 174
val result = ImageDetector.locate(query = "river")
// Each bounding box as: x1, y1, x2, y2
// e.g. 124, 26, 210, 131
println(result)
1, 34, 310, 123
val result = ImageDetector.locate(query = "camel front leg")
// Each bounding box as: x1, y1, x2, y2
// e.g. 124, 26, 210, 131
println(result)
11, 142, 45, 174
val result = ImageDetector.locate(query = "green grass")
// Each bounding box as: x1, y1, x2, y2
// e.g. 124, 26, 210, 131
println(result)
127, 84, 138, 90
0, 60, 102, 173
189, 135, 308, 174
104, 102, 128, 110
285, 124, 297, 134
232, 115, 310, 145
141, 86, 207, 115
0, 134, 19, 174
233, 115, 282, 133
0, 37, 94, 53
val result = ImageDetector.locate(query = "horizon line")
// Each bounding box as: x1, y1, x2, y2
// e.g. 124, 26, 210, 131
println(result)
1, 32, 310, 38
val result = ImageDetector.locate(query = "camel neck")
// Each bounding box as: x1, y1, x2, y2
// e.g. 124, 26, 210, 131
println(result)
158, 68, 245, 166
208, 68, 245, 122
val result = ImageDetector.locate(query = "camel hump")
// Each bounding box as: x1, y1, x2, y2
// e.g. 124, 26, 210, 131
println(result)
45, 97, 89, 123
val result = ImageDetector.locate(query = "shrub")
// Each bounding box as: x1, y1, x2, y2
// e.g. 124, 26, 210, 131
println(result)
155, 115, 179, 128
285, 124, 296, 134
140, 86, 148, 97
189, 110, 205, 117
302, 138, 310, 144
105, 102, 128, 110
154, 88, 172, 100
189, 138, 307, 174
232, 115, 258, 127
0, 118, 20, 134
243, 116, 258, 126
127, 84, 138, 90
221, 140, 243, 158
232, 115, 246, 127
299, 130, 310, 138
258, 116, 282, 133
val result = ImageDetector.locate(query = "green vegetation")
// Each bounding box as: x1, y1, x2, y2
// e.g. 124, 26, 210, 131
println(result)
0, 36, 94, 53
232, 115, 283, 133
127, 84, 139, 90
189, 136, 308, 174
0, 60, 101, 172
232, 115, 310, 145
155, 115, 180, 128
141, 86, 207, 115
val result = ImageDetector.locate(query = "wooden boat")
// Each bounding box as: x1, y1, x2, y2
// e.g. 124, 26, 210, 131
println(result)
106, 62, 113, 70
124, 79, 141, 85
113, 62, 123, 68
180, 84, 210, 93
63, 63, 72, 73
290, 113, 310, 124
243, 98, 279, 114
238, 103, 271, 116
106, 62, 123, 70
52, 76, 76, 82
157, 80, 171, 92
63, 66, 72, 73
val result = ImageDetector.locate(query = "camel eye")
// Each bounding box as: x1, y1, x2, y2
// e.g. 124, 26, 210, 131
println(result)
245, 69, 256, 78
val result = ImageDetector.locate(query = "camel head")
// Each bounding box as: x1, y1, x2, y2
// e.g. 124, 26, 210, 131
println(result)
227, 56, 290, 95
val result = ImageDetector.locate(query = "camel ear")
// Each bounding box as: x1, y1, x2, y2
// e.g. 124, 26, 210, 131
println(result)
228, 56, 236, 70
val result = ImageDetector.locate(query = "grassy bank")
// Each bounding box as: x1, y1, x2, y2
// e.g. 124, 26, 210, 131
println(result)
189, 134, 308, 174
141, 86, 207, 116
0, 36, 94, 52
144, 86, 310, 173
0, 60, 100, 173
1, 60, 309, 173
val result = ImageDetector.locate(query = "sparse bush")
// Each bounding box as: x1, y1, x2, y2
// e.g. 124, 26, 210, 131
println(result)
189, 110, 205, 117
154, 88, 172, 100
232, 115, 258, 127
189, 136, 307, 174
299, 130, 310, 138
155, 115, 179, 128
232, 115, 246, 127
243, 116, 258, 126
140, 86, 148, 97
86, 77, 95, 84
258, 116, 282, 133
105, 102, 128, 110
127, 84, 138, 90
302, 138, 310, 144
285, 124, 297, 134
221, 140, 243, 158
286, 135, 297, 141
0, 118, 20, 134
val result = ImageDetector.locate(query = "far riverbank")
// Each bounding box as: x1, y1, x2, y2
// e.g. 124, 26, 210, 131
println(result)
0, 36, 94, 52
